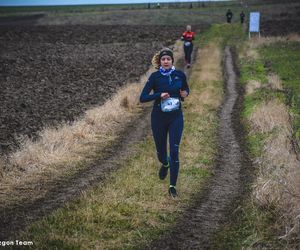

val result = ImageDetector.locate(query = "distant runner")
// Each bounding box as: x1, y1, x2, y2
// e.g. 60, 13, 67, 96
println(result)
226, 9, 233, 23
140, 48, 190, 198
240, 11, 245, 24
181, 25, 195, 68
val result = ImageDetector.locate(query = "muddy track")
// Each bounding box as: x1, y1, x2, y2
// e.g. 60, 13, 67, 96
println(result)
0, 107, 152, 239
147, 47, 249, 249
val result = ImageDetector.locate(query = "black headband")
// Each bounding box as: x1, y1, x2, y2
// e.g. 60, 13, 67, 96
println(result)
159, 50, 174, 62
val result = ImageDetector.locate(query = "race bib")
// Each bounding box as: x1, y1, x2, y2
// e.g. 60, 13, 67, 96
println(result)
184, 41, 191, 46
161, 97, 180, 112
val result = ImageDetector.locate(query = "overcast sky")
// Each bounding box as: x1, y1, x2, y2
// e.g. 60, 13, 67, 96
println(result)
0, 0, 225, 7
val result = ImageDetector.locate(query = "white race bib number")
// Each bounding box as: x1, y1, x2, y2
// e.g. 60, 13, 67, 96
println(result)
161, 97, 180, 112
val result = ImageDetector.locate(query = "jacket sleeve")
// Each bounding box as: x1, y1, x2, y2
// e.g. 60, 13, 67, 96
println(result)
140, 73, 161, 103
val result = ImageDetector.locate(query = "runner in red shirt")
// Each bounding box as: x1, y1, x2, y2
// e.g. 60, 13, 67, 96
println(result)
181, 25, 195, 68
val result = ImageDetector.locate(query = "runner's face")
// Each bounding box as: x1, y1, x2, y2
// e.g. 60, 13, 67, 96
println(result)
160, 55, 173, 70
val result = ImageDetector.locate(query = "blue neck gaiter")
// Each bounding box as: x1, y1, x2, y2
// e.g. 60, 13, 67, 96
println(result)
159, 66, 175, 84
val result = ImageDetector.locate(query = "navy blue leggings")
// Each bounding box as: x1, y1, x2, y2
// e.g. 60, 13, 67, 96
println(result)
151, 109, 184, 186
184, 43, 193, 64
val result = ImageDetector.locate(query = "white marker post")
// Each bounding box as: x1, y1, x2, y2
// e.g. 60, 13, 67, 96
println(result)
249, 12, 260, 38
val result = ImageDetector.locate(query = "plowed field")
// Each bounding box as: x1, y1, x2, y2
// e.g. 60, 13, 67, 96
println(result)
0, 25, 182, 151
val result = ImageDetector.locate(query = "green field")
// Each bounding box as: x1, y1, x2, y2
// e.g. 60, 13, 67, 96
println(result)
261, 42, 300, 142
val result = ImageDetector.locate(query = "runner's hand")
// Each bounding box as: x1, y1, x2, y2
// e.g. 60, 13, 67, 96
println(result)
180, 90, 188, 98
161, 93, 170, 100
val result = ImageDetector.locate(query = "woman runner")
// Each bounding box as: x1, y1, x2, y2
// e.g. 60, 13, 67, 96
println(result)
181, 25, 195, 68
139, 48, 190, 198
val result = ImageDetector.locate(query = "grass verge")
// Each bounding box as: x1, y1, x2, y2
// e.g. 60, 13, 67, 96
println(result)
212, 36, 300, 248
260, 41, 300, 144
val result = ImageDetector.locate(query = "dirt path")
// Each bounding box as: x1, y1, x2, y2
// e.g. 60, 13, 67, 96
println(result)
0, 108, 152, 239
147, 46, 249, 249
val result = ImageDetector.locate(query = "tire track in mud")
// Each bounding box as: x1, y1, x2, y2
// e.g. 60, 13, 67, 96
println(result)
148, 47, 248, 249
0, 109, 152, 239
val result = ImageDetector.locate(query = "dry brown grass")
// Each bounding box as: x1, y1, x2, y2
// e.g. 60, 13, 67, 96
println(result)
0, 80, 146, 206
197, 44, 221, 83
173, 40, 185, 65
251, 100, 300, 238
245, 73, 300, 240
246, 74, 282, 95
245, 80, 262, 95
0, 41, 184, 208
243, 36, 300, 240
268, 73, 283, 90
249, 100, 291, 134
188, 43, 222, 114
241, 34, 300, 61
248, 34, 300, 49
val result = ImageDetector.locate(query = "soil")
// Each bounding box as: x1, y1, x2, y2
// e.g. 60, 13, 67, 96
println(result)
261, 19, 300, 36
0, 24, 182, 152
0, 14, 45, 26
147, 47, 249, 249
256, 2, 300, 36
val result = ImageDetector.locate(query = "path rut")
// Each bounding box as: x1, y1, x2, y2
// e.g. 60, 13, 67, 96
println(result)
148, 46, 248, 249
0, 109, 151, 239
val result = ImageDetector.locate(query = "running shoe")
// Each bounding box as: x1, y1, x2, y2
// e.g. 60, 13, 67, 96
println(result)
159, 163, 169, 180
169, 186, 177, 198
